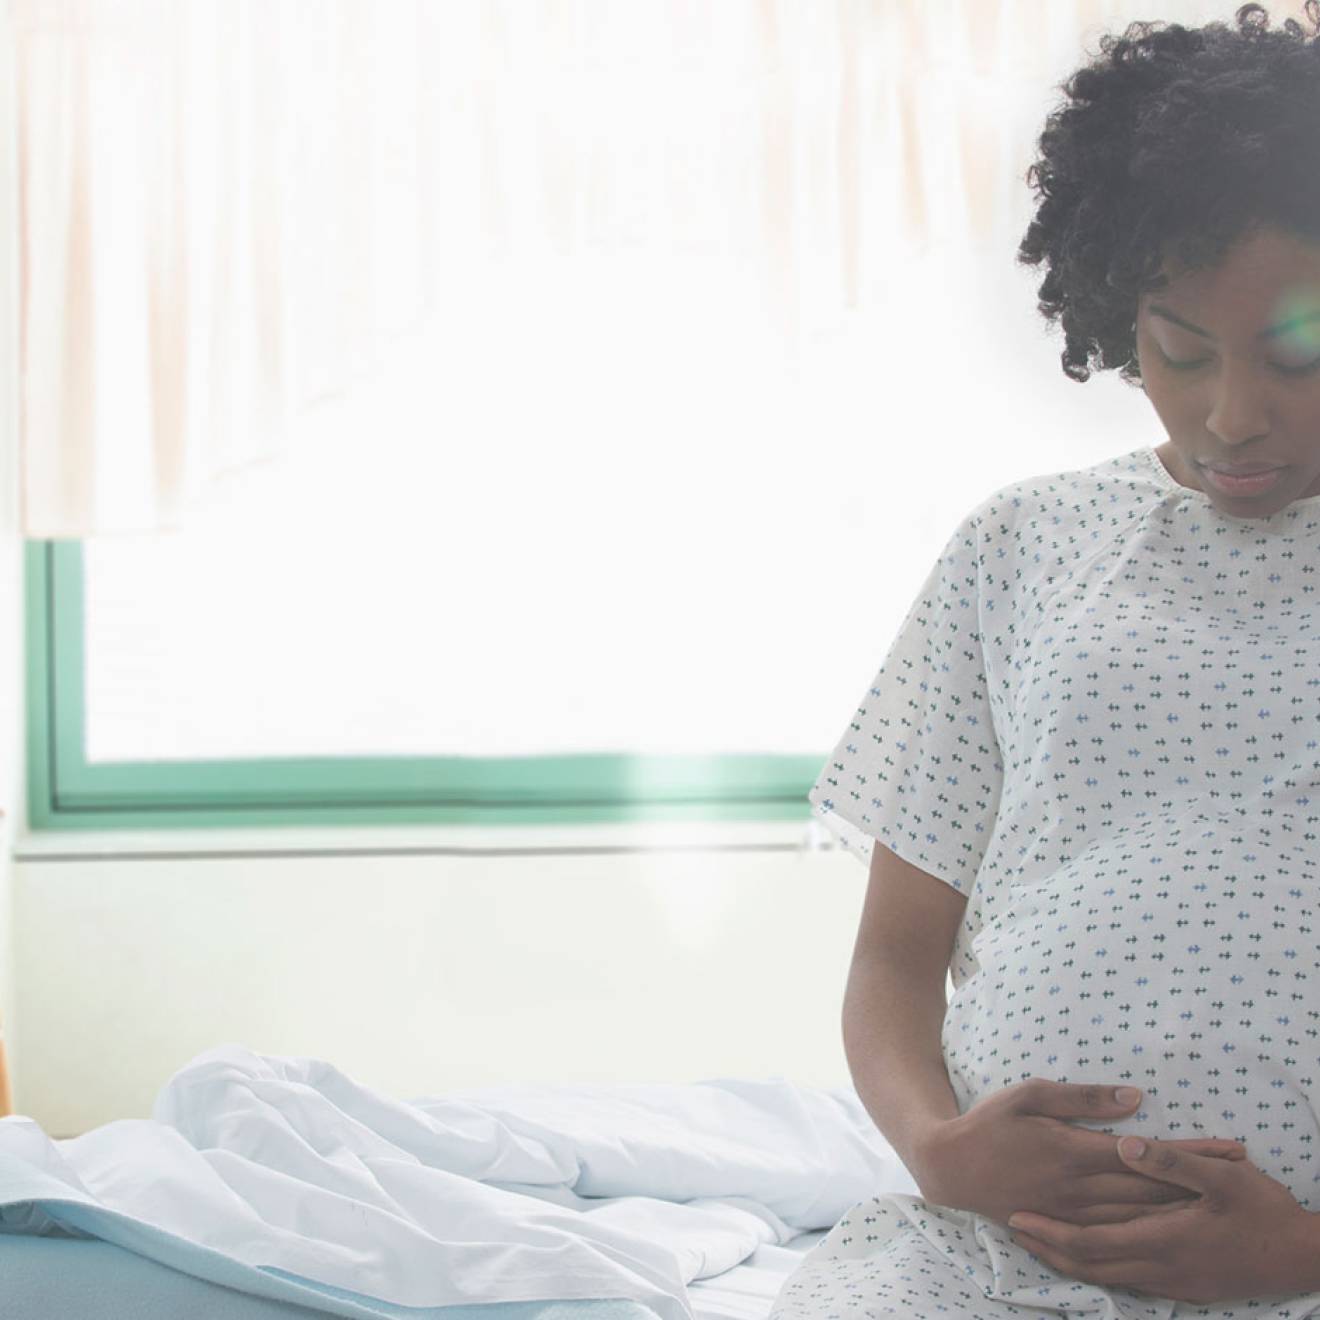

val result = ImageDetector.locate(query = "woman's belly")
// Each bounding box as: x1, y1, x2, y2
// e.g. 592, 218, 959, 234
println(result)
941, 808, 1320, 1207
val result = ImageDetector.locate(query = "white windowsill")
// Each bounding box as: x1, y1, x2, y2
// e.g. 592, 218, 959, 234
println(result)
12, 818, 834, 860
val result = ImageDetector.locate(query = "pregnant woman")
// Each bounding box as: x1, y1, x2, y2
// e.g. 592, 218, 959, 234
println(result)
774, 5, 1320, 1318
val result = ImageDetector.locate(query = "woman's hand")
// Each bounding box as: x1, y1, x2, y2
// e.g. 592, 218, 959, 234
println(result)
1007, 1136, 1320, 1305
910, 1078, 1246, 1229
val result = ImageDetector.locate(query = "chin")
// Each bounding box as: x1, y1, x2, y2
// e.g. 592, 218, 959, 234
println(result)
1205, 490, 1286, 514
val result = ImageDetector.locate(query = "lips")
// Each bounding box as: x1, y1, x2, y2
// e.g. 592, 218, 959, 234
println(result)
1201, 462, 1283, 475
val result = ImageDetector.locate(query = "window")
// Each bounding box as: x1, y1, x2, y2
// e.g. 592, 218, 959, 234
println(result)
24, 267, 846, 832
19, 4, 1167, 832
27, 538, 824, 830
25, 237, 1159, 831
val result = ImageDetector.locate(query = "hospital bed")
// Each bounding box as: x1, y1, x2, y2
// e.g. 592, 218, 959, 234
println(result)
0, 1043, 915, 1320
0, 1231, 832, 1320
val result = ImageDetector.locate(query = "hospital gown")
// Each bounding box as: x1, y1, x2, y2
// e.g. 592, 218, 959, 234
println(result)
773, 446, 1320, 1319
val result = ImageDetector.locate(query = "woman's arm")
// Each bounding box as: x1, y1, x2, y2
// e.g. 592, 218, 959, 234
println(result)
841, 843, 965, 1189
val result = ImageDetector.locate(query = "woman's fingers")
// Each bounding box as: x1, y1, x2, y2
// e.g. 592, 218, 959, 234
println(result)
1035, 1197, 1194, 1227
1073, 1172, 1196, 1205
1164, 1137, 1247, 1160
1046, 1139, 1247, 1226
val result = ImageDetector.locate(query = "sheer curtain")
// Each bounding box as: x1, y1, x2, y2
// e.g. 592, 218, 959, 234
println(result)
17, 0, 1295, 537
10, 0, 1309, 763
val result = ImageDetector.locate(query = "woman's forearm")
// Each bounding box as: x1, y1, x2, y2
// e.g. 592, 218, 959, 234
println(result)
842, 946, 962, 1186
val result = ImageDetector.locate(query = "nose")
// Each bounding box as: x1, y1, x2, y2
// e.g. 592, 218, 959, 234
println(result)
1204, 360, 1272, 446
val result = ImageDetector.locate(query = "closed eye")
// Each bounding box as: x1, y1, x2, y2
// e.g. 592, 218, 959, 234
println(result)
1158, 348, 1320, 377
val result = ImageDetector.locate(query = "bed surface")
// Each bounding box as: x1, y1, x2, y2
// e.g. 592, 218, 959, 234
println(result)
687, 1230, 829, 1319
0, 1228, 830, 1320
2, 1047, 898, 1320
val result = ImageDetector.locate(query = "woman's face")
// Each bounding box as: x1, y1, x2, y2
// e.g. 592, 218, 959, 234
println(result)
1135, 224, 1320, 515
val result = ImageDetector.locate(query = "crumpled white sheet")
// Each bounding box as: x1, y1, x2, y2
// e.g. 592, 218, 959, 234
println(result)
0, 1044, 919, 1319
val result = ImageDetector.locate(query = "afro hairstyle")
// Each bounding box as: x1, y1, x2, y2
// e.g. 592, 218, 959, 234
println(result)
1017, 1, 1320, 384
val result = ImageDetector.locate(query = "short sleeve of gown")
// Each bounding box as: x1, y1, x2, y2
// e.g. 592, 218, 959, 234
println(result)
807, 502, 1005, 891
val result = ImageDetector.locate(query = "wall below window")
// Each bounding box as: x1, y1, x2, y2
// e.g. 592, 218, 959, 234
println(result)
1, 0, 20, 1120
0, 494, 16, 1118
11, 839, 876, 1135
0, 518, 16, 1117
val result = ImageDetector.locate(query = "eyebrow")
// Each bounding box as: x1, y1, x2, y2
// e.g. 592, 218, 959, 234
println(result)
1148, 302, 1320, 342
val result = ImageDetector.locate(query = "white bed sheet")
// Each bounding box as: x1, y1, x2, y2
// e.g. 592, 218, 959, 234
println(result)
686, 1231, 830, 1320
0, 1045, 912, 1320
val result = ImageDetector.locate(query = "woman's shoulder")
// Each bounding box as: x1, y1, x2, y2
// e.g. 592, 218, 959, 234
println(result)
964, 447, 1155, 541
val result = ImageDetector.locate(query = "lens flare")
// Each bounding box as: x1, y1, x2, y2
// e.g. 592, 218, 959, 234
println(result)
1269, 287, 1320, 354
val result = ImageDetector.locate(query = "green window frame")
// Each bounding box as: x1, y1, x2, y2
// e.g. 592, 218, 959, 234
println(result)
26, 540, 820, 830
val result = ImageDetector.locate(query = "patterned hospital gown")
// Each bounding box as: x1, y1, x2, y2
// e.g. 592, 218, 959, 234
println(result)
773, 446, 1320, 1319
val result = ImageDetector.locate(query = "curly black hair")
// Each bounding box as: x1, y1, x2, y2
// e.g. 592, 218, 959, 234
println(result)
1017, 2, 1320, 385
